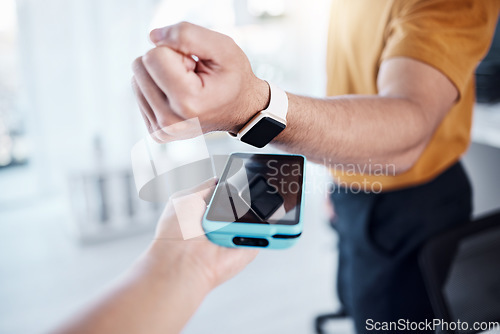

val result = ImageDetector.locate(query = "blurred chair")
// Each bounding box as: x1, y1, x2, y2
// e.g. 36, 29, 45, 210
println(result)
420, 210, 500, 334
315, 211, 500, 334
314, 308, 348, 334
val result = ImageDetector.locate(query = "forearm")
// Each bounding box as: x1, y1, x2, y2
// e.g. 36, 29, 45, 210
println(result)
274, 93, 434, 173
135, 24, 457, 175
52, 242, 209, 334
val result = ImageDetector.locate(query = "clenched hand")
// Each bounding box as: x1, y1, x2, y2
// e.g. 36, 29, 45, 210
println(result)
131, 22, 269, 142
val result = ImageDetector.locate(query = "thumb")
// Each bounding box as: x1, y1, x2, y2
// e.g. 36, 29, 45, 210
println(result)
167, 177, 218, 240
150, 21, 228, 60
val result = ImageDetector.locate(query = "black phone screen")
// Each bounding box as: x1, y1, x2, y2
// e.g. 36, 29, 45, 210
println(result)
206, 153, 304, 225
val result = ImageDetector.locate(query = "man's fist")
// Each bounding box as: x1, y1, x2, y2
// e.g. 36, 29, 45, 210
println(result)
131, 22, 269, 142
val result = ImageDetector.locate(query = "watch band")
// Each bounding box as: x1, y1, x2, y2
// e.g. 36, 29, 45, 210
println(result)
229, 81, 288, 140
263, 81, 288, 123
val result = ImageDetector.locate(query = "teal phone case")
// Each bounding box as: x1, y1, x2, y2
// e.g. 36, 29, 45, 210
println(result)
202, 153, 306, 249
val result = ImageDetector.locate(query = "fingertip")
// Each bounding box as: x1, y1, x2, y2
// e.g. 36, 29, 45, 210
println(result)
150, 28, 164, 44
183, 54, 197, 72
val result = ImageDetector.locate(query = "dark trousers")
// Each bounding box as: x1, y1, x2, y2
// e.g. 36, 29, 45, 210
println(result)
331, 162, 472, 334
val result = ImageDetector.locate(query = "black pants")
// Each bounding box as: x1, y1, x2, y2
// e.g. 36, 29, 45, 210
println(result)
331, 162, 472, 334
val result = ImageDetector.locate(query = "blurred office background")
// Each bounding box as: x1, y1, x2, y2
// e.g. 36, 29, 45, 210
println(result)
0, 0, 499, 333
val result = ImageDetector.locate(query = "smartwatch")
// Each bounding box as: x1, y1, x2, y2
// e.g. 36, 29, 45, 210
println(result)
230, 82, 288, 148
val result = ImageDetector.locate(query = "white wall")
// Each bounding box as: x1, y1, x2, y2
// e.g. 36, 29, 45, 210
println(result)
16, 0, 159, 194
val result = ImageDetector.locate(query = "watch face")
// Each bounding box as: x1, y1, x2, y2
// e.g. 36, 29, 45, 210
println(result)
240, 117, 286, 148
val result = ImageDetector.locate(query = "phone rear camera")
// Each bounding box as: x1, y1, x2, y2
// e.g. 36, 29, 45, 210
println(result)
233, 236, 269, 247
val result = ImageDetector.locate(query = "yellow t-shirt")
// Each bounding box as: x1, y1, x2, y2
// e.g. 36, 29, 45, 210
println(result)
327, 0, 500, 191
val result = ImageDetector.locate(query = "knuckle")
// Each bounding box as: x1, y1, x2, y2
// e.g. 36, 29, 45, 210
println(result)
142, 48, 161, 67
223, 34, 235, 44
177, 99, 196, 117
166, 21, 191, 46
163, 27, 176, 43
177, 21, 192, 32
131, 56, 144, 73
156, 117, 171, 130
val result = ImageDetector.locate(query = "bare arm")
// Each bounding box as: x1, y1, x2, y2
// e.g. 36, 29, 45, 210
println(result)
52, 246, 210, 334
133, 22, 458, 174
274, 57, 458, 172
52, 180, 258, 334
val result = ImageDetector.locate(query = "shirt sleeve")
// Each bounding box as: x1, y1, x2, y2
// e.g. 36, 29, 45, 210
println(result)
381, 0, 500, 98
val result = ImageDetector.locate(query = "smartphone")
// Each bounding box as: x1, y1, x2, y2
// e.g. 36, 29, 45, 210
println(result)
202, 152, 305, 249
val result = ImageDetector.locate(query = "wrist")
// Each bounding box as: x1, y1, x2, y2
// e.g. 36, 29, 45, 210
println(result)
231, 77, 270, 134
144, 241, 214, 295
